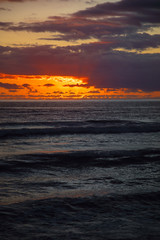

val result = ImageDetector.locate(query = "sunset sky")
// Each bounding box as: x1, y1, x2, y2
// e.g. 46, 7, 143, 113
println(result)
0, 0, 160, 100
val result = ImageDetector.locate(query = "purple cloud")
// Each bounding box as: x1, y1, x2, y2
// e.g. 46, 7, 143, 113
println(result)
0, 0, 159, 46
0, 0, 158, 37
44, 83, 55, 87
22, 83, 38, 92
75, 0, 160, 20
0, 44, 160, 91
0, 0, 160, 93
0, 82, 23, 89
88, 51, 160, 91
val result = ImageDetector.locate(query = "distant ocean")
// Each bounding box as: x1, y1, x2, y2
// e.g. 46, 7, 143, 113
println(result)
0, 100, 160, 240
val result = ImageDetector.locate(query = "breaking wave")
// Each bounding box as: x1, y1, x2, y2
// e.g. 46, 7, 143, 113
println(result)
1, 148, 160, 173
0, 119, 160, 138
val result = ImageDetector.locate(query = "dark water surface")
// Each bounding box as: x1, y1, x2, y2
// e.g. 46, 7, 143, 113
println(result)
0, 100, 160, 239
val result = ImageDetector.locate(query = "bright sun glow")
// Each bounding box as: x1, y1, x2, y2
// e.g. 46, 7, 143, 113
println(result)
0, 73, 160, 100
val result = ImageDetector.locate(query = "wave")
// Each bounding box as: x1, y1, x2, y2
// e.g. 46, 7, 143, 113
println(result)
0, 119, 137, 128
0, 120, 160, 138
1, 191, 160, 239
1, 148, 160, 173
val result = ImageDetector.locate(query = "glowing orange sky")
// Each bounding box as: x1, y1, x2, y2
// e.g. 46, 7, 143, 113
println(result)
0, 73, 160, 100
0, 0, 160, 99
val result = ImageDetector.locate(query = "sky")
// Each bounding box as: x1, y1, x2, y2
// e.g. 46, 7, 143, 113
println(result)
0, 0, 160, 100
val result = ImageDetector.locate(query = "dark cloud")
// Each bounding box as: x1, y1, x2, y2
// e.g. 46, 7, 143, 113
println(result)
1, 17, 108, 41
0, 94, 26, 99
0, 44, 160, 91
0, 7, 11, 11
0, 0, 160, 93
0, 0, 160, 45
76, 0, 160, 20
0, 0, 160, 49
53, 91, 64, 94
74, 0, 160, 36
88, 51, 160, 91
23, 83, 31, 87
22, 83, 38, 92
88, 90, 100, 93
0, 82, 23, 89
22, 83, 32, 91
0, 16, 142, 40
44, 83, 55, 87
102, 33, 160, 50
0, 22, 13, 28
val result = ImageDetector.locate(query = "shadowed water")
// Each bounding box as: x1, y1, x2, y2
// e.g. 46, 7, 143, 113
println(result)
0, 100, 160, 239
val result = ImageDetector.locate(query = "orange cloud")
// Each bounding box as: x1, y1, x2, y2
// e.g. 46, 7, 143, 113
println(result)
0, 73, 160, 100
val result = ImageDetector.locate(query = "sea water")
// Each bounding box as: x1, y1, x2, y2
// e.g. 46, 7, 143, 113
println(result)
0, 100, 160, 239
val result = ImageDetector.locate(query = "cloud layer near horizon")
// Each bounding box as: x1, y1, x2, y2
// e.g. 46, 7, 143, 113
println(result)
0, 0, 160, 92
1, 43, 160, 91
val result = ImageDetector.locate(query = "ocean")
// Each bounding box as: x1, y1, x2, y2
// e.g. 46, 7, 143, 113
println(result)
0, 100, 160, 240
